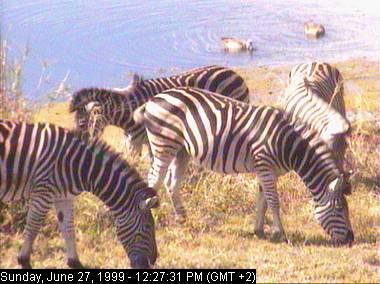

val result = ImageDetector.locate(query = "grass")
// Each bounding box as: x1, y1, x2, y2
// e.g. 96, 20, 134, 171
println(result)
0, 57, 379, 282
0, 38, 31, 120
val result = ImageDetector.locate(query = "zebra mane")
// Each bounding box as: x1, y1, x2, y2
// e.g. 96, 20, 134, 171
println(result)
303, 76, 327, 92
67, 127, 140, 176
69, 88, 127, 113
281, 109, 334, 151
281, 110, 341, 177
132, 73, 144, 85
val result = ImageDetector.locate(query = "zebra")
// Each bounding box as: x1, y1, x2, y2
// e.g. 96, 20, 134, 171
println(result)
0, 119, 159, 269
69, 65, 250, 157
282, 62, 351, 171
76, 101, 105, 140
135, 87, 354, 245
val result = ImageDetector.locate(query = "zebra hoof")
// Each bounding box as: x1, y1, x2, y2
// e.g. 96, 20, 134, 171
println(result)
254, 229, 265, 239
68, 258, 84, 269
17, 256, 32, 269
270, 231, 287, 243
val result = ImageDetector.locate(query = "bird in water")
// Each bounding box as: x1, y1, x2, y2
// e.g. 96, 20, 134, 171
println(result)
221, 37, 255, 53
304, 22, 325, 39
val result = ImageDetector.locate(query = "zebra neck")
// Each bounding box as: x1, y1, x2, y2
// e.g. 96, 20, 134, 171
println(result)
138, 78, 174, 101
76, 143, 145, 213
290, 138, 338, 202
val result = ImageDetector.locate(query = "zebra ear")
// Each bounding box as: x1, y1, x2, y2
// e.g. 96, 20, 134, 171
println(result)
85, 102, 99, 112
328, 176, 345, 209
328, 176, 345, 194
139, 196, 160, 210
139, 187, 159, 210
131, 73, 143, 87
84, 102, 93, 112
347, 170, 354, 178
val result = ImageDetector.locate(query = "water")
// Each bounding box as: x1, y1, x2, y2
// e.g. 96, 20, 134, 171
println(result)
2, 0, 380, 101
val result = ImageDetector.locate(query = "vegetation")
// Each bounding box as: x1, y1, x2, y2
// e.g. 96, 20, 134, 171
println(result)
0, 48, 379, 282
0, 39, 31, 234
0, 38, 31, 120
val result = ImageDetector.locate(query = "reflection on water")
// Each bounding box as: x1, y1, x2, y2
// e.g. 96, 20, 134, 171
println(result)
2, 0, 380, 100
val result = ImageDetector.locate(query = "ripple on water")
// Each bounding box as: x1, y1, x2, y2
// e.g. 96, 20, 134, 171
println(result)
2, 0, 380, 98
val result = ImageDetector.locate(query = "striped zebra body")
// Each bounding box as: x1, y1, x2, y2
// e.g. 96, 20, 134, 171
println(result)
140, 87, 353, 245
70, 65, 249, 156
0, 120, 159, 268
283, 62, 350, 170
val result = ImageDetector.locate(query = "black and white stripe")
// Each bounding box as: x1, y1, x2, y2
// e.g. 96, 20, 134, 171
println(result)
0, 119, 159, 268
69, 65, 249, 156
139, 87, 354, 245
283, 62, 350, 170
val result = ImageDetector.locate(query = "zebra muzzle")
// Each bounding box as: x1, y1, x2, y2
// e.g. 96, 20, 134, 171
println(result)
333, 229, 354, 247
346, 230, 354, 247
129, 253, 152, 269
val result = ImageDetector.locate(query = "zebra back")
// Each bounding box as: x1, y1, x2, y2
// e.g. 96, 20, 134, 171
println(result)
70, 65, 250, 148
144, 87, 340, 178
125, 65, 249, 103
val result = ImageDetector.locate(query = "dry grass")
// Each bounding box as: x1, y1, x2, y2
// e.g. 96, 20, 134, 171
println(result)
0, 58, 379, 282
0, 38, 31, 121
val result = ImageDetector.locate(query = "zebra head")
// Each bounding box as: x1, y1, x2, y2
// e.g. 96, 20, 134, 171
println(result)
74, 107, 89, 133
116, 187, 159, 268
315, 174, 354, 246
69, 88, 94, 112
73, 102, 101, 138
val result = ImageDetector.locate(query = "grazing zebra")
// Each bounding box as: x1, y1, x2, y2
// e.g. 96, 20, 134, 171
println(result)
0, 120, 159, 269
69, 65, 249, 157
136, 87, 354, 245
283, 62, 350, 170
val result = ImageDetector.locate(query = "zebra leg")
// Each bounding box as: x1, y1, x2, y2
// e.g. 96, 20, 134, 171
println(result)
18, 192, 53, 269
148, 154, 174, 192
54, 198, 83, 269
257, 173, 286, 242
254, 185, 268, 239
164, 148, 190, 222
